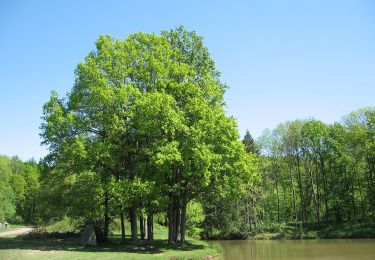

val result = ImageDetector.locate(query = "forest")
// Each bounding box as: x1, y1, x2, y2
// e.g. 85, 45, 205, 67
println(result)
1, 27, 374, 246
258, 110, 375, 233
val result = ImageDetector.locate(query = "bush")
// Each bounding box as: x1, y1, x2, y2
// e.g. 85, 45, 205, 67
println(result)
9, 215, 24, 225
304, 230, 319, 239
21, 230, 79, 240
256, 222, 289, 233
45, 216, 78, 232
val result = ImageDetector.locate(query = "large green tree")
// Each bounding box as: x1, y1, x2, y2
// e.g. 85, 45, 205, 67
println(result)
40, 26, 255, 244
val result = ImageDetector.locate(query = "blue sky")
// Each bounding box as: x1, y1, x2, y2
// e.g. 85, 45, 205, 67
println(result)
0, 0, 374, 160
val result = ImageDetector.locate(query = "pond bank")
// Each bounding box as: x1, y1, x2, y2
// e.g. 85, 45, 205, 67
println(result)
205, 223, 375, 240
252, 224, 375, 240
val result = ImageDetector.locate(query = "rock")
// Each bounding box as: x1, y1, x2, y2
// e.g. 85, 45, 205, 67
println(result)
80, 226, 97, 246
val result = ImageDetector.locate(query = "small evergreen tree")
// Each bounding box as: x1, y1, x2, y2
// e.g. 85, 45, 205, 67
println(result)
243, 130, 259, 155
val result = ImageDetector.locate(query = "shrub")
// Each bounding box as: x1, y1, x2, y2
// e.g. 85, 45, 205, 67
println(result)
21, 230, 79, 240
45, 216, 78, 232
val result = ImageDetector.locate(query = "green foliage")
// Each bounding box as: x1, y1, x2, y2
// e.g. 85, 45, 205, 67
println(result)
257, 107, 375, 234
45, 216, 78, 232
0, 156, 15, 222
70, 171, 105, 222
243, 130, 259, 155
200, 152, 261, 239
202, 106, 375, 240
0, 186, 15, 222
39, 26, 256, 244
0, 155, 41, 224
186, 201, 205, 237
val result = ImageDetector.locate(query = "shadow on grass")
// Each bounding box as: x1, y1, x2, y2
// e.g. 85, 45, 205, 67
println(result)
0, 234, 205, 255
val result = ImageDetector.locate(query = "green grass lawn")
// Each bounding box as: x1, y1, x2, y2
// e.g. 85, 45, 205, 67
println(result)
0, 225, 220, 259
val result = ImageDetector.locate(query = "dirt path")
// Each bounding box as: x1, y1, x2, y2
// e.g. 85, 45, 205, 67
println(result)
0, 227, 34, 237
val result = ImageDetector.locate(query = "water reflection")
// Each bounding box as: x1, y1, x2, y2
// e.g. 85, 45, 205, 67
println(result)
209, 239, 375, 260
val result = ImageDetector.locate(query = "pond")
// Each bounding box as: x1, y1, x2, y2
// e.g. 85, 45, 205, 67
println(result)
209, 239, 375, 260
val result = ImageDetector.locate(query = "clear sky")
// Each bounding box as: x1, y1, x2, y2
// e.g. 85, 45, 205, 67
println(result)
0, 0, 374, 160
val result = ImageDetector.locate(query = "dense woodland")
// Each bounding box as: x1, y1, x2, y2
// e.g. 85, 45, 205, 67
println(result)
259, 109, 375, 229
204, 107, 375, 239
1, 27, 374, 243
0, 156, 39, 224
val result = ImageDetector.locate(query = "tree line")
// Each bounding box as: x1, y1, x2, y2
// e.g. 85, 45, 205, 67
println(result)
0, 156, 39, 224
258, 107, 375, 229
197, 107, 374, 239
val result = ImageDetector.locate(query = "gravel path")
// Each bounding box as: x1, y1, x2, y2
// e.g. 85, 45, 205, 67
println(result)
0, 227, 34, 237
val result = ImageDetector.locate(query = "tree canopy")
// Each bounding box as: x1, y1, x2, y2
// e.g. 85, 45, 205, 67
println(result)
40, 26, 256, 243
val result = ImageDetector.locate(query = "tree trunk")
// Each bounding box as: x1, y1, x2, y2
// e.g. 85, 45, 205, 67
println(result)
283, 185, 287, 223
179, 191, 188, 243
288, 162, 297, 225
168, 195, 175, 244
103, 191, 110, 242
144, 217, 148, 239
352, 181, 357, 221
174, 166, 181, 243
276, 179, 280, 224
130, 205, 138, 243
147, 213, 154, 241
320, 156, 329, 225
140, 214, 145, 240
343, 166, 351, 222
314, 162, 321, 227
329, 160, 340, 224
120, 211, 125, 242
174, 198, 181, 242
296, 154, 304, 228
272, 160, 280, 224
366, 156, 375, 218
357, 174, 365, 221
306, 159, 320, 227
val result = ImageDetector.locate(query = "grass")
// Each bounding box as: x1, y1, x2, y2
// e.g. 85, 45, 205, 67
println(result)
0, 224, 219, 259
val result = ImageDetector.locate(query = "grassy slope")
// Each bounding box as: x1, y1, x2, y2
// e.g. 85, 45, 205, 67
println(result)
0, 225, 219, 260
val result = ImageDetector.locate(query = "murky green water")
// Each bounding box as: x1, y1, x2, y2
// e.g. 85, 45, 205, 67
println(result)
209, 239, 375, 260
